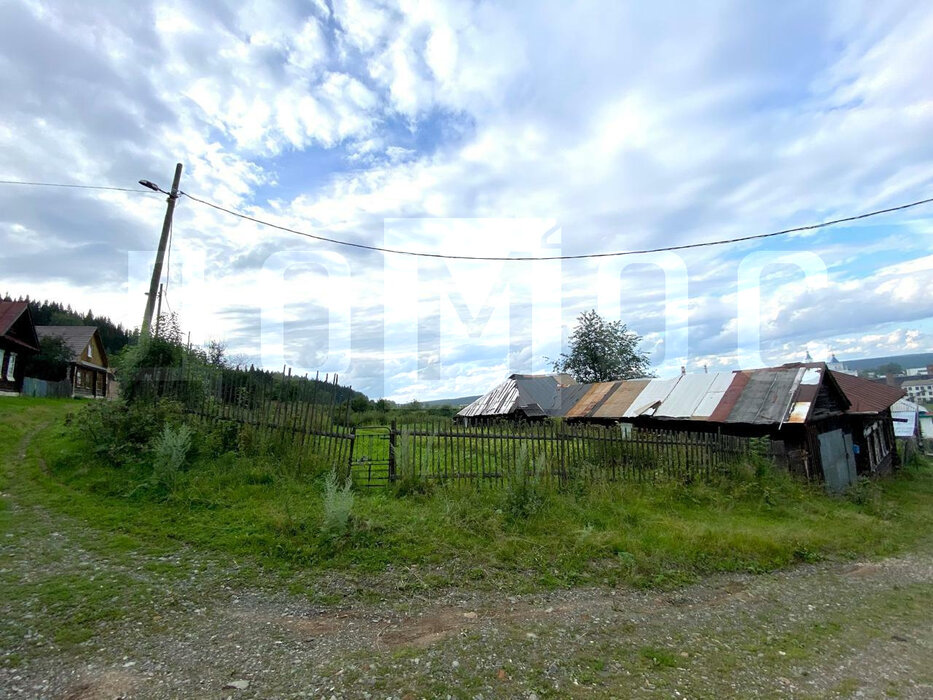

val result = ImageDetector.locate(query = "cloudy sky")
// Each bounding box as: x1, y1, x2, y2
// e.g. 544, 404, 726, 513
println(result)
2, 0, 933, 400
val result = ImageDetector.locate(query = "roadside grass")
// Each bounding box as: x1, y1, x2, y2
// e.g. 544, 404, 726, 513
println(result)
3, 397, 933, 596
0, 399, 220, 663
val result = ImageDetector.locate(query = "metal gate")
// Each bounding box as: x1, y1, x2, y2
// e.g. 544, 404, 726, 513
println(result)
349, 426, 394, 486
818, 429, 857, 493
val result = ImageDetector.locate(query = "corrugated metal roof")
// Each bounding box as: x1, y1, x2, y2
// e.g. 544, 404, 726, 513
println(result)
693, 373, 737, 417
653, 374, 727, 419
463, 362, 893, 426
457, 377, 520, 417
457, 374, 581, 419
622, 378, 679, 418
708, 372, 749, 422
725, 368, 804, 424
594, 379, 651, 419
564, 381, 619, 419
830, 370, 906, 413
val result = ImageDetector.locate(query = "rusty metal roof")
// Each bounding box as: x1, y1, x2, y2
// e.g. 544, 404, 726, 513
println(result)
723, 367, 804, 424
463, 362, 882, 426
830, 370, 905, 413
564, 379, 652, 420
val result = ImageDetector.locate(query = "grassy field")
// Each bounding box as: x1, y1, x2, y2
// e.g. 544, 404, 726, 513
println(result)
3, 396, 933, 595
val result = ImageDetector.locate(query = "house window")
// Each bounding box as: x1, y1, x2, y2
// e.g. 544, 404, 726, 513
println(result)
5, 352, 15, 381
0, 350, 5, 378
87, 343, 93, 359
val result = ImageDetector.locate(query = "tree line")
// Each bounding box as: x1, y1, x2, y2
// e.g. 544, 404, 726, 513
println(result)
2, 294, 134, 356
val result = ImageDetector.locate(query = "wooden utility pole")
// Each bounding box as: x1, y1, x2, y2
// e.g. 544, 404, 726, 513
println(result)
154, 283, 164, 338
140, 162, 183, 340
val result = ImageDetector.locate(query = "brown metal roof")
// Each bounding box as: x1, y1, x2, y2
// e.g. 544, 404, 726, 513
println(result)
593, 379, 651, 419
564, 381, 620, 419
830, 370, 906, 413
0, 301, 40, 352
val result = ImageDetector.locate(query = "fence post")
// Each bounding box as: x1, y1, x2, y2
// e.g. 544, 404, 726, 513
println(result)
346, 429, 356, 481
388, 419, 397, 483
558, 421, 565, 485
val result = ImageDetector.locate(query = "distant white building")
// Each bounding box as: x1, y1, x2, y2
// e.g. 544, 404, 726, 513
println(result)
903, 378, 933, 404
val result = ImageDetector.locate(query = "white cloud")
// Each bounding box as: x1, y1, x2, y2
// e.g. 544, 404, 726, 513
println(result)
3, 0, 933, 399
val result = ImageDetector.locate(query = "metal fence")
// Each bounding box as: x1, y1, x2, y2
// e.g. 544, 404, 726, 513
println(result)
22, 376, 72, 398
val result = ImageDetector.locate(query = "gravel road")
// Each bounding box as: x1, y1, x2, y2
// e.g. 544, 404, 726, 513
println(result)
2, 427, 931, 699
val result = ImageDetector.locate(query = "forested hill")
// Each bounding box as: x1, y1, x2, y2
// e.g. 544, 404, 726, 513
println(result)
2, 295, 134, 357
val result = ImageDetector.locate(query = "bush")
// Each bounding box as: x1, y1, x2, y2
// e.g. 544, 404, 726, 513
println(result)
71, 398, 184, 466
322, 469, 354, 535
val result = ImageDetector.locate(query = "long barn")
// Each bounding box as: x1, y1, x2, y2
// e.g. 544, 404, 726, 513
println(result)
458, 363, 904, 492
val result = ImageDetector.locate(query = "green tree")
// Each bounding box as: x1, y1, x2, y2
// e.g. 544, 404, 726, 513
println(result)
205, 339, 228, 367
22, 335, 73, 381
550, 309, 651, 383
350, 395, 371, 412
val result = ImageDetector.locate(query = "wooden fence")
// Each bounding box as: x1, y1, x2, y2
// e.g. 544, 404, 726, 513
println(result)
349, 420, 764, 487
132, 364, 356, 467
132, 366, 769, 487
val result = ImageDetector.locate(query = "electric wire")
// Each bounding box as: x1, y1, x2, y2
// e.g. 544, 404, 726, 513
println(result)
179, 191, 933, 261
2, 176, 931, 261
0, 179, 155, 194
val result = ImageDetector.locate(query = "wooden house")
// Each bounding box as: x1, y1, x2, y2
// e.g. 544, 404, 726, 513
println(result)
35, 326, 111, 399
0, 301, 40, 395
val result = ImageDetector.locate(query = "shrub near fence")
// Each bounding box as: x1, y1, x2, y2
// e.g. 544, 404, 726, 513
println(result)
133, 365, 356, 471
133, 365, 769, 488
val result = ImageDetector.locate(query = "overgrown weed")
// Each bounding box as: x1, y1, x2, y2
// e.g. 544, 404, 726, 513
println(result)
150, 423, 192, 493
322, 469, 354, 536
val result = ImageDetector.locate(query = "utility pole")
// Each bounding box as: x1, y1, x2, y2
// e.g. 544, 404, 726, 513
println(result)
140, 162, 183, 340
154, 283, 164, 338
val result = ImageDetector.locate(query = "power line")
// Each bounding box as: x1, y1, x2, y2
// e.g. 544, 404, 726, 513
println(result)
3, 176, 930, 260
0, 179, 155, 194
180, 191, 933, 261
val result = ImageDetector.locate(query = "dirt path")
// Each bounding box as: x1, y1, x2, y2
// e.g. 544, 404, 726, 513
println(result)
1, 425, 931, 698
